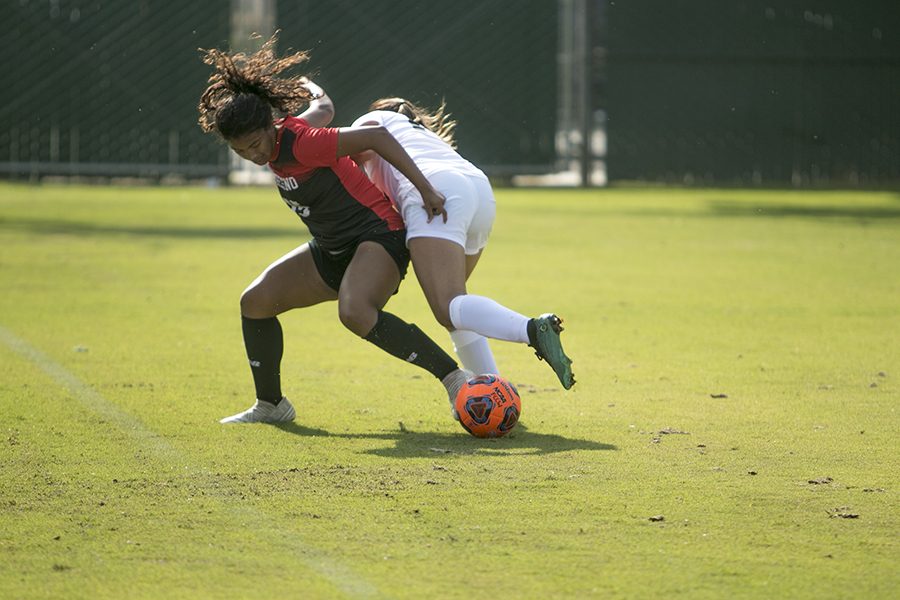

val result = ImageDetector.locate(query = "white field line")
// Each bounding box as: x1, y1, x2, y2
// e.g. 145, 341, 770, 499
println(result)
0, 325, 381, 599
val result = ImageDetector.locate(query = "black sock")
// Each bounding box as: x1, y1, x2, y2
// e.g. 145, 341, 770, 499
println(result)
363, 311, 458, 380
526, 318, 537, 346
241, 316, 283, 404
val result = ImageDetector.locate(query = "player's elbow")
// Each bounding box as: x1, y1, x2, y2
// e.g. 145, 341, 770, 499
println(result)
356, 125, 393, 156
366, 125, 391, 145
352, 149, 377, 165
316, 99, 335, 123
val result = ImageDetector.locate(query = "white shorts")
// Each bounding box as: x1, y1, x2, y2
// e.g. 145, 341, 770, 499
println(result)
400, 170, 496, 255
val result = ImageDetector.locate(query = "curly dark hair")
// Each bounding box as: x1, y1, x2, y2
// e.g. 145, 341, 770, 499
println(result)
368, 97, 458, 148
198, 33, 316, 140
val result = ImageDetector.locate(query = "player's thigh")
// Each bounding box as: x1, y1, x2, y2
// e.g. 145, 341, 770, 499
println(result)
241, 243, 336, 318
342, 241, 402, 304
337, 241, 403, 334
407, 237, 468, 329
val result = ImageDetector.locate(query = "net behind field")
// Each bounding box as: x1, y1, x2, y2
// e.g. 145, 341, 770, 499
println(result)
2, 1, 898, 186
1, 0, 557, 181
2, 1, 232, 178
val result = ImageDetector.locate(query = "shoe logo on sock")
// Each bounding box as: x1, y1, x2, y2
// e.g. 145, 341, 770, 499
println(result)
406, 352, 418, 362
249, 360, 261, 367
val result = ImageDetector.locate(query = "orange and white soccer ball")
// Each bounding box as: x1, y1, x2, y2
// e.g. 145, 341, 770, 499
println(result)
454, 374, 521, 438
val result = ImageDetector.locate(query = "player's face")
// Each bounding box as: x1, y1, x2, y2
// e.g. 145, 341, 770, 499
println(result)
228, 127, 276, 165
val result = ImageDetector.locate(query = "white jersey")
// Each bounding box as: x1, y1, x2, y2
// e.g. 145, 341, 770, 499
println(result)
351, 110, 485, 210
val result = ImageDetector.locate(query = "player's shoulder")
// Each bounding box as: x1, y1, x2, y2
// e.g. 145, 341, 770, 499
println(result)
351, 110, 406, 128
279, 115, 320, 134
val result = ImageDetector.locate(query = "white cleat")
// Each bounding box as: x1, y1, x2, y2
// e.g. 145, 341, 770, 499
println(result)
219, 397, 296, 424
442, 369, 473, 421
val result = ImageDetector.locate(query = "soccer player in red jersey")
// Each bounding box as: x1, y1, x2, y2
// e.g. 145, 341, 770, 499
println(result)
197, 35, 469, 423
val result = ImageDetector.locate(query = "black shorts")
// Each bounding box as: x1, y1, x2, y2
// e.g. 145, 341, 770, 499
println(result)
308, 229, 410, 292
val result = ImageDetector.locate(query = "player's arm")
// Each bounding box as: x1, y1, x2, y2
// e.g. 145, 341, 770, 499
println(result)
336, 126, 447, 223
348, 120, 380, 165
296, 79, 335, 127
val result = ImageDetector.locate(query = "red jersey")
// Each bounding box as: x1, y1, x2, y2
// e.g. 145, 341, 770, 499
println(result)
268, 116, 404, 252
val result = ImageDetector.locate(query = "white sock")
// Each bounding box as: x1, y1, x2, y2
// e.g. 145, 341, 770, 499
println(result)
450, 329, 498, 374
448, 294, 530, 344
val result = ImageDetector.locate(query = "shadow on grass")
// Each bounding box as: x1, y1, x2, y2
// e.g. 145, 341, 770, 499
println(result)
616, 201, 900, 221
273, 422, 616, 457
0, 217, 303, 239
707, 201, 900, 220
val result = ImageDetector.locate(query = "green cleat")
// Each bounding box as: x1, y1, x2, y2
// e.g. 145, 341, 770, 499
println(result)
529, 314, 575, 389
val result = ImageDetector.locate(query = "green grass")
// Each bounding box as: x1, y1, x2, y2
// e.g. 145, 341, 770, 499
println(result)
1, 182, 898, 599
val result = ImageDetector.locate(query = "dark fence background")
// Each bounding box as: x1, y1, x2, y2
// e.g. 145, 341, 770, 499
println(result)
3, 1, 898, 187
1, 1, 232, 178
277, 0, 559, 175
0, 0, 557, 180
604, 1, 900, 186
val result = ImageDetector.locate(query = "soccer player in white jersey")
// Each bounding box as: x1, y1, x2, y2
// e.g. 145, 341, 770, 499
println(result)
349, 98, 575, 390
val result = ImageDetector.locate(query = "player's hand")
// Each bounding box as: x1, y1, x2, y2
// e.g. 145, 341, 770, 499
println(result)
422, 189, 447, 223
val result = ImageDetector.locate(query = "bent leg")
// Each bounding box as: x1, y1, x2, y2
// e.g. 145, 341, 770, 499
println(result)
239, 244, 337, 409
241, 243, 337, 318
408, 236, 468, 329
337, 241, 402, 335
408, 236, 530, 343
409, 238, 504, 373
340, 241, 460, 381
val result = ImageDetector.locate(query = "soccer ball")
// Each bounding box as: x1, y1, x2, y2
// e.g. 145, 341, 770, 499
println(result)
454, 374, 521, 438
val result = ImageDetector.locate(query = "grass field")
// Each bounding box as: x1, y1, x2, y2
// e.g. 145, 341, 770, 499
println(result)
1, 182, 898, 599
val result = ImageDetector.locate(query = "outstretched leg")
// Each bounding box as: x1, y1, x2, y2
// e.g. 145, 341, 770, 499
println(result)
409, 236, 575, 389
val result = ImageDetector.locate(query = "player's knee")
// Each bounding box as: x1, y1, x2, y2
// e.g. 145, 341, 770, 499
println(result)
240, 285, 268, 319
435, 292, 468, 330
432, 304, 454, 330
338, 297, 375, 336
